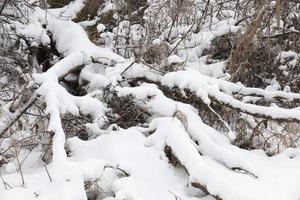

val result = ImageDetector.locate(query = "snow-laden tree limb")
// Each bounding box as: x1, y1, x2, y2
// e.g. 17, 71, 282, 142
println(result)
161, 70, 300, 122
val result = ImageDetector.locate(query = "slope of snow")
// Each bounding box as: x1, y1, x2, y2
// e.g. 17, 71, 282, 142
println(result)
2, 124, 300, 200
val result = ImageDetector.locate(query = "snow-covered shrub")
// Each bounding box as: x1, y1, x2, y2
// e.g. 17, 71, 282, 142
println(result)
1, 1, 300, 200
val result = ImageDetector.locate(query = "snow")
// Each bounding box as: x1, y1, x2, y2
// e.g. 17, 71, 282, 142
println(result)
27, 16, 115, 182
98, 2, 115, 16
146, 117, 300, 200
275, 51, 298, 67
96, 23, 106, 33
45, 19, 124, 63
2, 81, 300, 198
0, 188, 36, 200
66, 115, 300, 200
2, 124, 300, 200
79, 18, 99, 29
16, 19, 50, 46
161, 69, 300, 121
188, 58, 226, 78
116, 85, 252, 171
42, 0, 86, 20
79, 63, 110, 91
152, 38, 162, 45
167, 55, 184, 64
68, 128, 203, 200
2, 1, 300, 200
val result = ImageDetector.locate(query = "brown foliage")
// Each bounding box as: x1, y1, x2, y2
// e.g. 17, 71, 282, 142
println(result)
143, 42, 169, 65
106, 94, 150, 129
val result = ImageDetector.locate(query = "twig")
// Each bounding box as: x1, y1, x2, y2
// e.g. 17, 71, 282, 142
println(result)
0, 0, 9, 16
14, 146, 25, 185
0, 93, 40, 138
0, 175, 12, 189
120, 51, 147, 76
169, 190, 183, 200
103, 165, 129, 177
44, 165, 52, 182
168, 0, 211, 56
206, 103, 234, 139
191, 182, 222, 200
140, 60, 165, 74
